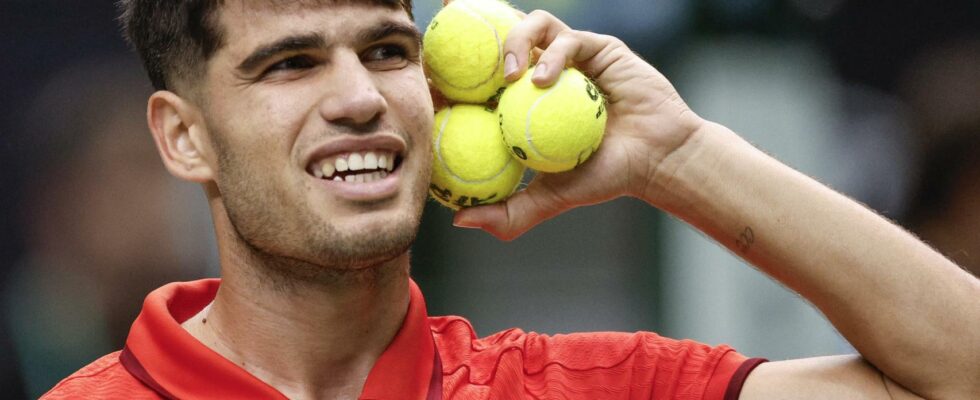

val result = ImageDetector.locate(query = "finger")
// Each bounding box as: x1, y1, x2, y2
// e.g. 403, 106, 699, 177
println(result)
452, 180, 570, 241
530, 30, 585, 86
503, 10, 571, 81
541, 30, 625, 88
443, 0, 526, 18
512, 7, 527, 19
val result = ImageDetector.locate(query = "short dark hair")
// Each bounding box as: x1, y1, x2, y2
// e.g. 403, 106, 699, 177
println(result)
118, 0, 414, 92
904, 130, 980, 228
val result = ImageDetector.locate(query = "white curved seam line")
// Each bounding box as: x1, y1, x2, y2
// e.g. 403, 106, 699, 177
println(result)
431, 2, 503, 91
438, 109, 516, 185
435, 106, 453, 176
523, 71, 572, 163
449, 156, 516, 185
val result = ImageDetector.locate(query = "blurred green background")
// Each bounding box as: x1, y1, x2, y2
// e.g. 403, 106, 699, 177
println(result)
2, 0, 979, 397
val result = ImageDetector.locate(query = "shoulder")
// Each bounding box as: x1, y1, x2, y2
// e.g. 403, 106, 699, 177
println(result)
41, 351, 160, 400
429, 316, 751, 399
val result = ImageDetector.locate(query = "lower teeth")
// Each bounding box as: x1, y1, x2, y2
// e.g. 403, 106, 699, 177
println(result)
331, 172, 387, 183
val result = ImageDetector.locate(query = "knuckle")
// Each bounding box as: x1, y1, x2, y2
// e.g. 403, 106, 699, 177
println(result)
502, 33, 526, 47
503, 32, 532, 50
609, 46, 629, 59
599, 33, 625, 47
528, 9, 556, 21
555, 30, 576, 42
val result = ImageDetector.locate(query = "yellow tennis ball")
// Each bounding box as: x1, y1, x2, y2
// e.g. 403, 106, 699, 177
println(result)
423, 0, 520, 103
498, 67, 608, 173
430, 104, 526, 210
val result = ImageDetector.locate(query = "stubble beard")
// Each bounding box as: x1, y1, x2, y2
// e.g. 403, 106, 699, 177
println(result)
211, 131, 431, 289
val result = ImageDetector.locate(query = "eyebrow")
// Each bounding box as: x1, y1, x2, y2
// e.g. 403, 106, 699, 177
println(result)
237, 33, 326, 73
357, 20, 422, 46
235, 20, 422, 74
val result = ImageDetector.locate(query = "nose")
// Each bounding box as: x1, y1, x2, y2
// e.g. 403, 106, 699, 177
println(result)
318, 53, 388, 129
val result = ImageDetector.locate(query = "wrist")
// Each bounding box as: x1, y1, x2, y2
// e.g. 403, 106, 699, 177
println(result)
640, 121, 744, 212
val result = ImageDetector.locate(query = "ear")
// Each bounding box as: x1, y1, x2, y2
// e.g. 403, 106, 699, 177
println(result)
147, 91, 215, 183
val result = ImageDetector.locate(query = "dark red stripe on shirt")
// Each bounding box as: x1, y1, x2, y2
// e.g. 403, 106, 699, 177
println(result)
724, 358, 767, 400
119, 346, 178, 400
427, 348, 443, 400
121, 344, 445, 400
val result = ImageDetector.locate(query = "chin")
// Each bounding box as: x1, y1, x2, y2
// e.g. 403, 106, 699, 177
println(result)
309, 203, 423, 269
227, 168, 430, 273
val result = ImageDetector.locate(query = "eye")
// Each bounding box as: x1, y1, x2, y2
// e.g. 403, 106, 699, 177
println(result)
363, 44, 411, 67
264, 55, 317, 75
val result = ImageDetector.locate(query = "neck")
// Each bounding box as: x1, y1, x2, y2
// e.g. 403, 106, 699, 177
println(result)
184, 201, 412, 399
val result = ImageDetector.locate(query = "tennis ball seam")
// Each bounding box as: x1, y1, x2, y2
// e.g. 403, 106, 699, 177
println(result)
435, 107, 518, 184
427, 1, 504, 91
521, 71, 581, 164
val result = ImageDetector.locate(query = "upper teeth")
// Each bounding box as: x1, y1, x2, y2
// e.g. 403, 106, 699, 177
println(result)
314, 150, 396, 180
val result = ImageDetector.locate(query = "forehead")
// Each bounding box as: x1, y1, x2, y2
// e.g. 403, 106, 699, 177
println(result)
215, 0, 414, 59
217, 1, 411, 48
219, 0, 406, 16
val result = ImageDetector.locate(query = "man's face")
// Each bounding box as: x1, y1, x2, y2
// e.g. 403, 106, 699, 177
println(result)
198, 2, 433, 270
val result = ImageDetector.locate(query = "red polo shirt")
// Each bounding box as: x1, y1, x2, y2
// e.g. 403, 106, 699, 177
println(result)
42, 279, 764, 399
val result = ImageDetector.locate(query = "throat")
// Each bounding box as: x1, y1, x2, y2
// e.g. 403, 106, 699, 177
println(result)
180, 258, 411, 398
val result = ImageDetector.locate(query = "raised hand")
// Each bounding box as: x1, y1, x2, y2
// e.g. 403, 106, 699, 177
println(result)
449, 7, 704, 240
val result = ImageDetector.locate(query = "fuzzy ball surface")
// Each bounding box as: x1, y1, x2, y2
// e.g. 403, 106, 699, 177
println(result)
430, 104, 525, 210
423, 0, 520, 103
498, 67, 608, 173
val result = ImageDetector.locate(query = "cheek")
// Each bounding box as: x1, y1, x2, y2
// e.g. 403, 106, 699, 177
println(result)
384, 73, 435, 139
208, 88, 316, 165
252, 90, 313, 143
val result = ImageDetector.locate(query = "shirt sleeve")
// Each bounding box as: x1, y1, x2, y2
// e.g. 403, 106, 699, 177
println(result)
520, 331, 765, 400
721, 357, 768, 400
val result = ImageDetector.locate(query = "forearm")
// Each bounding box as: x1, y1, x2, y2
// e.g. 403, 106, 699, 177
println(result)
646, 121, 980, 398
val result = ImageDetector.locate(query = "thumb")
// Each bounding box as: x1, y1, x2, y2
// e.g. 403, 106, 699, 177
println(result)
453, 181, 569, 241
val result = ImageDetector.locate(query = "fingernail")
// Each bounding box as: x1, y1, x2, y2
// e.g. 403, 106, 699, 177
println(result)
453, 216, 481, 229
453, 222, 482, 229
532, 63, 548, 80
504, 53, 518, 77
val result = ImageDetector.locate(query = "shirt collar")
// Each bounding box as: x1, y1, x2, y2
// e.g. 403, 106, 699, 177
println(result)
121, 278, 435, 399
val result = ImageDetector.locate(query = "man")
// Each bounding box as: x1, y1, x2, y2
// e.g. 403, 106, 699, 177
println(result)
44, 0, 979, 399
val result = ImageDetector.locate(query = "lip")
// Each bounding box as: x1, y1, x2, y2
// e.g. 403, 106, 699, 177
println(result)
313, 165, 402, 202
304, 134, 408, 202
303, 134, 407, 171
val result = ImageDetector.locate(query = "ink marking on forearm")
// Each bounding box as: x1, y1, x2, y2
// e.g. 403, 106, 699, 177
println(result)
736, 227, 755, 254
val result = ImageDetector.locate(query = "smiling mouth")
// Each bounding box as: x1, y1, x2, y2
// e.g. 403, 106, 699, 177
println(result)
308, 150, 403, 183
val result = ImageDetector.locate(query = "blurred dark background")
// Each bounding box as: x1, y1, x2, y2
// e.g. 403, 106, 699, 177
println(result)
2, 0, 978, 397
